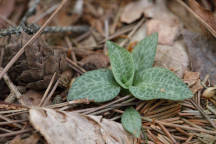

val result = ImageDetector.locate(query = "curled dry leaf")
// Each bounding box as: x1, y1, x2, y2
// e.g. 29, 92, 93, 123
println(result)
29, 108, 133, 144
80, 53, 109, 70
190, 79, 203, 94
121, 1, 178, 23
21, 90, 43, 106
80, 36, 97, 50
123, 0, 181, 45
9, 134, 40, 144
183, 71, 200, 86
146, 19, 180, 45
183, 71, 202, 94
59, 70, 73, 88
203, 87, 216, 98
120, 0, 153, 24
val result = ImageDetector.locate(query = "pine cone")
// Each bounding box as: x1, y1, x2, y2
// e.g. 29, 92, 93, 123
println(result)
1, 34, 70, 90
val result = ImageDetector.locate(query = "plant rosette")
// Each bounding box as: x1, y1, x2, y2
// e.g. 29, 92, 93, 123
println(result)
67, 33, 193, 137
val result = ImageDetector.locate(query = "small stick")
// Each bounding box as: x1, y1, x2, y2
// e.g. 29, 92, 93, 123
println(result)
119, 18, 144, 47
157, 134, 172, 144
0, 114, 22, 128
39, 73, 56, 106
99, 23, 136, 44
182, 118, 203, 129
184, 135, 193, 143
66, 57, 86, 74
43, 79, 60, 106
142, 117, 216, 134
104, 19, 109, 55
82, 95, 131, 115
136, 101, 146, 111
190, 99, 216, 128
147, 129, 162, 144
0, 128, 32, 138
1, 68, 23, 104
20, 0, 40, 24
0, 119, 27, 126
207, 105, 216, 116
175, 127, 190, 136
0, 0, 68, 80
32, 4, 59, 23
176, 0, 216, 37
0, 127, 13, 133
65, 37, 77, 62
158, 123, 177, 144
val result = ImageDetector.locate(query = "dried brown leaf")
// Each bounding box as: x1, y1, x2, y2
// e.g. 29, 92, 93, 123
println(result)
21, 90, 43, 106
154, 41, 189, 78
120, 0, 152, 24
80, 53, 109, 70
146, 19, 180, 45
29, 107, 133, 144
183, 71, 200, 86
9, 134, 40, 144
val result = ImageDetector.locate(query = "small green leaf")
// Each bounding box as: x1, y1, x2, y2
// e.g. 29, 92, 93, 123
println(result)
107, 41, 135, 89
132, 33, 158, 72
67, 69, 120, 102
121, 107, 142, 138
129, 67, 193, 100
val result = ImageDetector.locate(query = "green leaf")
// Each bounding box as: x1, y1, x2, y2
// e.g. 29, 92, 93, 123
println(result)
67, 69, 120, 102
121, 107, 142, 138
129, 67, 193, 100
107, 41, 135, 89
132, 33, 158, 72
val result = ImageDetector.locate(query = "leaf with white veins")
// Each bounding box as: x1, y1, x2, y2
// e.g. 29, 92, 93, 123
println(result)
107, 41, 135, 89
132, 33, 158, 72
121, 107, 142, 138
67, 69, 120, 102
130, 67, 193, 100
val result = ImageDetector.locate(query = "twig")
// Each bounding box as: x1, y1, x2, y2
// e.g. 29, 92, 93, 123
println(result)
32, 4, 59, 23
207, 105, 216, 116
142, 117, 216, 134
99, 23, 137, 44
190, 99, 216, 128
39, 73, 56, 106
79, 95, 132, 114
0, 114, 22, 128
0, 46, 4, 67
1, 68, 22, 104
0, 128, 32, 138
43, 79, 60, 106
20, 0, 40, 25
0, 25, 89, 37
66, 57, 86, 74
119, 18, 144, 47
104, 19, 109, 55
0, 0, 68, 80
158, 123, 177, 144
0, 119, 27, 126
65, 37, 77, 62
176, 0, 216, 37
